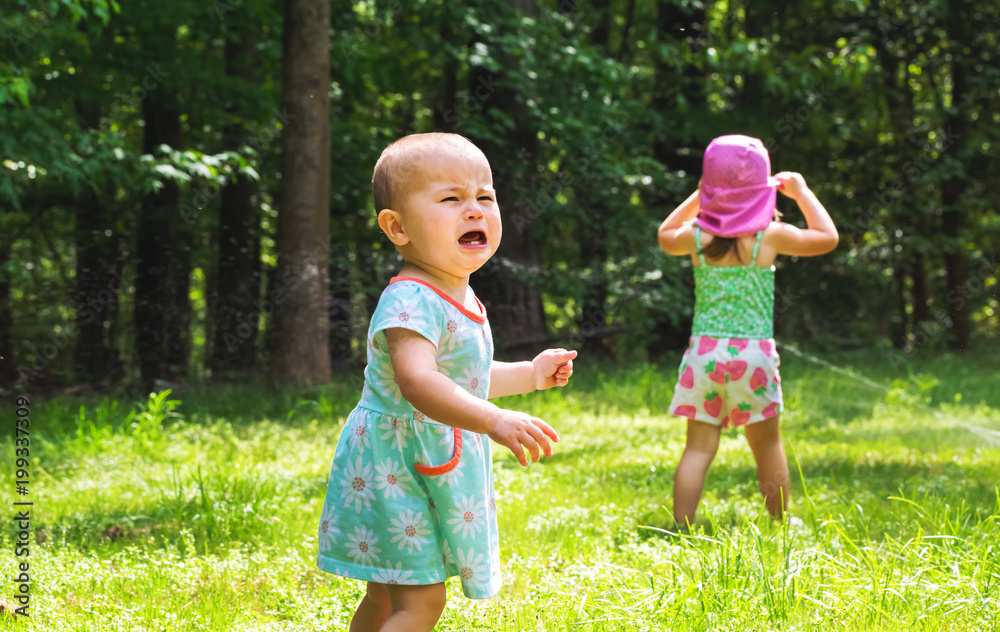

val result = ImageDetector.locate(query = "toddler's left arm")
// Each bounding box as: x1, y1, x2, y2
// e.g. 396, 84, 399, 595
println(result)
489, 348, 577, 399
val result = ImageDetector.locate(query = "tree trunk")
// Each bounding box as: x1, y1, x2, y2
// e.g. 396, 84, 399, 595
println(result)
135, 96, 182, 391
73, 192, 123, 384
911, 253, 931, 323
165, 241, 192, 373
73, 99, 123, 386
617, 0, 637, 61
211, 31, 262, 377
329, 255, 352, 368
591, 0, 611, 50
466, 0, 548, 359
941, 4, 970, 350
892, 257, 908, 348
270, 0, 331, 387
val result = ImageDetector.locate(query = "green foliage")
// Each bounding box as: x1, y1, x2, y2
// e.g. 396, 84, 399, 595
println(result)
2, 0, 999, 387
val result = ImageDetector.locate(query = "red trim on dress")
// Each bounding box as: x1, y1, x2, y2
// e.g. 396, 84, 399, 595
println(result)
413, 427, 463, 475
390, 276, 487, 324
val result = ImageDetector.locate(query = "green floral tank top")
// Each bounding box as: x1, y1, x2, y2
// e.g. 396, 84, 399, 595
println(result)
691, 227, 775, 339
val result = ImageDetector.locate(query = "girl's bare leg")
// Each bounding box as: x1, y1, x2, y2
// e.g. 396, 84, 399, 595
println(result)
673, 419, 722, 527
349, 582, 393, 632
744, 415, 789, 519
381, 583, 447, 632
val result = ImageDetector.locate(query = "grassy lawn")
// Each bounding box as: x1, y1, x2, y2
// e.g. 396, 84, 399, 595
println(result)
1, 343, 999, 631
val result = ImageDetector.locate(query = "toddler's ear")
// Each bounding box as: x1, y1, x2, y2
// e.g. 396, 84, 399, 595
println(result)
377, 209, 410, 246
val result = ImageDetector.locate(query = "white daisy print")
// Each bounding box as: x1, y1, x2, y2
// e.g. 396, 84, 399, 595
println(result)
374, 457, 413, 500
385, 297, 425, 327
447, 495, 486, 540
371, 561, 415, 585
435, 355, 456, 377
371, 363, 402, 404
342, 456, 375, 513
438, 319, 464, 352
467, 433, 483, 457
345, 525, 382, 566
455, 364, 487, 397
432, 423, 453, 446
456, 547, 489, 584
318, 504, 341, 551
441, 540, 457, 569
377, 416, 411, 451
436, 460, 466, 489
347, 419, 371, 451
387, 509, 432, 553
326, 459, 340, 481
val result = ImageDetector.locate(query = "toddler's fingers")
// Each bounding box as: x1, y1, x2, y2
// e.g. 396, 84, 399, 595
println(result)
522, 431, 542, 462
531, 417, 560, 443
508, 442, 528, 467
524, 422, 552, 458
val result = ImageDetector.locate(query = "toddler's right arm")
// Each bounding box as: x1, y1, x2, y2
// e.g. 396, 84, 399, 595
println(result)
770, 172, 839, 256
385, 327, 558, 466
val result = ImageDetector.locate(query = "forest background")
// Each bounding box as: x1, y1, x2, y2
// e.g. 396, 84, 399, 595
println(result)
1, 0, 997, 393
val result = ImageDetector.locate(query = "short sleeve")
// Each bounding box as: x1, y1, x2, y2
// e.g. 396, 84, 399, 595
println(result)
369, 281, 444, 348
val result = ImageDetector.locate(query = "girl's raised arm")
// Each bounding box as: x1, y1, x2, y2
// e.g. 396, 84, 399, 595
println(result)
769, 172, 839, 257
657, 188, 700, 255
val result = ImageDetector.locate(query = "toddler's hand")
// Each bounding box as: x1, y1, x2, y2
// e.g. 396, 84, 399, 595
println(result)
488, 410, 559, 467
532, 348, 577, 390
774, 172, 809, 200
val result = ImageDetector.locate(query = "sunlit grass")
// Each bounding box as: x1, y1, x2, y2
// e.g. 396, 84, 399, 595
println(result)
1, 344, 998, 630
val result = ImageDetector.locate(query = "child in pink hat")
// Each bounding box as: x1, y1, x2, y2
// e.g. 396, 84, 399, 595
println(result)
657, 134, 839, 525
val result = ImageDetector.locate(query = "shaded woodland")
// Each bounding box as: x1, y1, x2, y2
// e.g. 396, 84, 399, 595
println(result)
1, 0, 997, 392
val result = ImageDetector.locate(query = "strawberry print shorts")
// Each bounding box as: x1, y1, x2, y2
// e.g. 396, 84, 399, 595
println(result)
669, 335, 783, 428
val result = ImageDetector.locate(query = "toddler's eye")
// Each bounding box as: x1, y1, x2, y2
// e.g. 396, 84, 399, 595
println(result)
478, 196, 494, 202
441, 196, 460, 202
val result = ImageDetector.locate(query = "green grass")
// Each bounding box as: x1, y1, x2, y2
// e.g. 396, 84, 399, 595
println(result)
2, 344, 999, 631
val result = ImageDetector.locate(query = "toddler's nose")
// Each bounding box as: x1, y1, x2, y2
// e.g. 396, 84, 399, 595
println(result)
465, 202, 484, 220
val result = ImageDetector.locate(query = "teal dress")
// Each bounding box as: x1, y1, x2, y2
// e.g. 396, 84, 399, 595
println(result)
316, 277, 502, 599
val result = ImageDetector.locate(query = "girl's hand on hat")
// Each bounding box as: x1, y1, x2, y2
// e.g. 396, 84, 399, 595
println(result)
488, 409, 559, 466
532, 348, 577, 390
774, 172, 808, 200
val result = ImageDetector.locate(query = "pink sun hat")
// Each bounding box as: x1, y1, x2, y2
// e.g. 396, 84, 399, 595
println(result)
695, 134, 781, 238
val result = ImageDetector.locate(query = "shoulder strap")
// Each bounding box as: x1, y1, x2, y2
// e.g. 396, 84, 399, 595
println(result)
750, 230, 763, 266
694, 227, 708, 266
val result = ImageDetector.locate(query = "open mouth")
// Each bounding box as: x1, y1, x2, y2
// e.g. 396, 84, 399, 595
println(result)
458, 230, 487, 247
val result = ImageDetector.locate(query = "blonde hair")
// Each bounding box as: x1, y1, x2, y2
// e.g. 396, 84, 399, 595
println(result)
372, 133, 487, 214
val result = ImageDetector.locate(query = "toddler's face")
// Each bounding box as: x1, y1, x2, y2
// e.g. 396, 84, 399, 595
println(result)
395, 153, 501, 279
